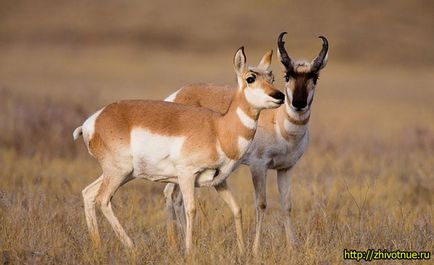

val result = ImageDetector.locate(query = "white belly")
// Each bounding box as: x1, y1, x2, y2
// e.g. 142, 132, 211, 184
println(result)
130, 129, 239, 186
130, 128, 186, 177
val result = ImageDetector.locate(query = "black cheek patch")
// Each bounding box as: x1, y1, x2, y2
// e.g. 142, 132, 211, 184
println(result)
285, 71, 296, 82
309, 73, 319, 85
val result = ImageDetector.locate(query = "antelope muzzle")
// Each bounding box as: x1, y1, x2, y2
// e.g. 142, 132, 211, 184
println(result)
270, 90, 285, 104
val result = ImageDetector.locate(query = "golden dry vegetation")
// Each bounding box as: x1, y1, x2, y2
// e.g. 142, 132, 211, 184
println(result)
0, 0, 433, 264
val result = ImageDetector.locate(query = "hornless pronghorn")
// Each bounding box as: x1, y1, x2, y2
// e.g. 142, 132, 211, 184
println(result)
73, 47, 284, 254
164, 32, 329, 255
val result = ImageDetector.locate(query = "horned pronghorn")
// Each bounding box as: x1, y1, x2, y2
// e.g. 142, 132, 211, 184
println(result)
72, 47, 284, 254
164, 32, 329, 255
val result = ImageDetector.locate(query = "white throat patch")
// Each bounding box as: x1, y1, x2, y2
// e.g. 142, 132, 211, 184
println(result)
236, 107, 256, 129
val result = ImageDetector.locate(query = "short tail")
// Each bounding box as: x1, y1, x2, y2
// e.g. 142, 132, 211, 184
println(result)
73, 126, 83, 140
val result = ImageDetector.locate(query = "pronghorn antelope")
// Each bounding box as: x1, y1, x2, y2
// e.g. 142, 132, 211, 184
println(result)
164, 32, 328, 254
73, 47, 284, 254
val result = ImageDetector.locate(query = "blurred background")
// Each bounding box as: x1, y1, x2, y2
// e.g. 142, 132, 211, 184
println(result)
0, 1, 433, 264
0, 0, 433, 156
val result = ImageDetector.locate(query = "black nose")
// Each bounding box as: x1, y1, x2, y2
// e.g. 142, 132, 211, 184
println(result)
292, 100, 307, 109
270, 91, 285, 103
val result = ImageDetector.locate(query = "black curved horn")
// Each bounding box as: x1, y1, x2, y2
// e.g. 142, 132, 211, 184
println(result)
277, 32, 293, 72
311, 36, 328, 73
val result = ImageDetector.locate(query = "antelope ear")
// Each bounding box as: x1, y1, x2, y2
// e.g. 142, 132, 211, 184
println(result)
234, 47, 247, 75
257, 50, 273, 71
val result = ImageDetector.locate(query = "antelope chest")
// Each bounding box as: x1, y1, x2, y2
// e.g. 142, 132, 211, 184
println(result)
203, 141, 241, 186
245, 129, 309, 170
269, 133, 309, 169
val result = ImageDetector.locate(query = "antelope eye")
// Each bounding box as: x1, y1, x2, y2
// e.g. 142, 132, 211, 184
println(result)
246, 76, 256, 84
284, 75, 290, 82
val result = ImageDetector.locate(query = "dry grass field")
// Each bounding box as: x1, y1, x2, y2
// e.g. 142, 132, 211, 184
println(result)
0, 0, 433, 264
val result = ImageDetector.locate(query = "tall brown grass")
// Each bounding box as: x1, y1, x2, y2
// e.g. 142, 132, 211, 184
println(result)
0, 71, 432, 263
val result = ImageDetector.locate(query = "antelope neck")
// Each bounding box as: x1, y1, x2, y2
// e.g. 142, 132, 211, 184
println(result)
217, 90, 259, 159
273, 93, 310, 142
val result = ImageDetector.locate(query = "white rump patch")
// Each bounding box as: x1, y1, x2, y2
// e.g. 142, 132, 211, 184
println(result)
82, 107, 105, 140
164, 89, 181, 102
130, 128, 185, 177
236, 107, 256, 129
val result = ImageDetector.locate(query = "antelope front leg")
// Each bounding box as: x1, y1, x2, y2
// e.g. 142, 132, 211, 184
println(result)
249, 165, 267, 256
214, 180, 245, 254
277, 168, 299, 250
178, 176, 196, 255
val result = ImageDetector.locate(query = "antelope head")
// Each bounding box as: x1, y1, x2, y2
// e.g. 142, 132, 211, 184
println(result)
277, 32, 328, 113
234, 47, 285, 111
